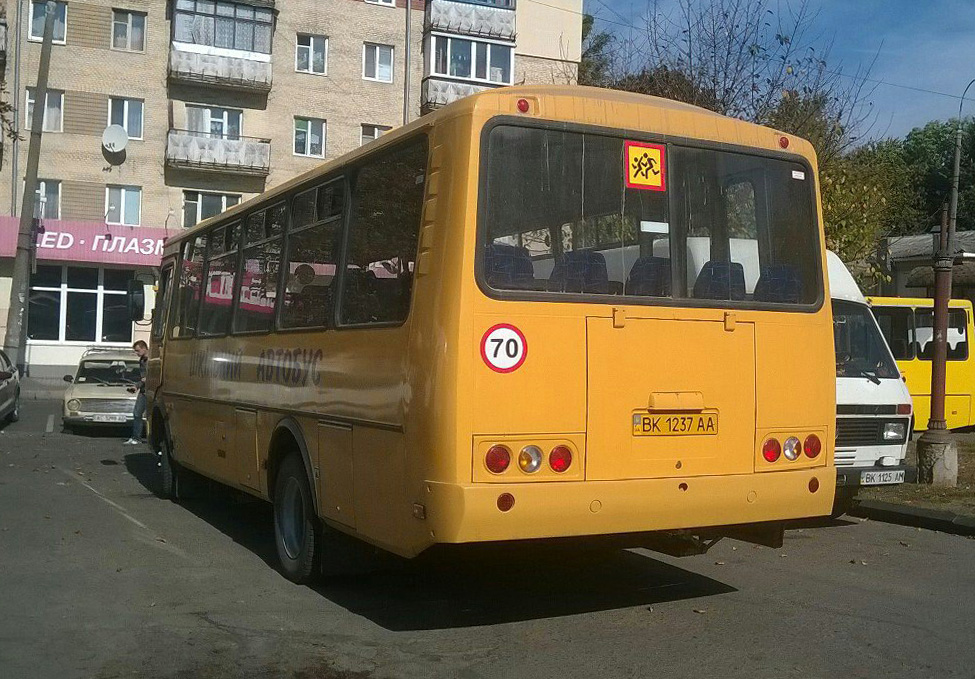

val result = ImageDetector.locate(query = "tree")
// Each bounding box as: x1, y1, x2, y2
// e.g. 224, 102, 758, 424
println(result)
901, 119, 975, 233
578, 14, 615, 87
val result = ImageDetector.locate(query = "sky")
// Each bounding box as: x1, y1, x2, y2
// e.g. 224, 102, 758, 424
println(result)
586, 0, 972, 140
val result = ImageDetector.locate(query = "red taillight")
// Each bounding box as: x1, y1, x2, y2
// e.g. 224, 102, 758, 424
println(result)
779, 135, 790, 148
485, 445, 511, 474
517, 98, 530, 113
762, 438, 781, 462
896, 403, 912, 415
803, 434, 822, 459
549, 445, 572, 473
497, 493, 515, 512
808, 477, 820, 493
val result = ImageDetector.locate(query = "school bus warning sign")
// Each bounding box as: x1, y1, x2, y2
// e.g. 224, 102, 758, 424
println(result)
624, 141, 666, 191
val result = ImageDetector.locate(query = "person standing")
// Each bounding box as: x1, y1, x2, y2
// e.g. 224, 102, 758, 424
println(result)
124, 340, 149, 445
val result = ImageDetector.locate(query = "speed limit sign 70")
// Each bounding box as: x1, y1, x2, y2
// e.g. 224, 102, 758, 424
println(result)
480, 324, 527, 373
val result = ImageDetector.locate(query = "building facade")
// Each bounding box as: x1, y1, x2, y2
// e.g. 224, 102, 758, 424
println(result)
0, 0, 582, 377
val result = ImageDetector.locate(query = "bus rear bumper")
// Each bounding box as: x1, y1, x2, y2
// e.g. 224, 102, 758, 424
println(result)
422, 468, 835, 546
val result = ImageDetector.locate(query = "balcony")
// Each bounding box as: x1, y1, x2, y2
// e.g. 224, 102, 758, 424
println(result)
168, 45, 272, 93
421, 77, 497, 111
425, 0, 516, 40
165, 130, 271, 177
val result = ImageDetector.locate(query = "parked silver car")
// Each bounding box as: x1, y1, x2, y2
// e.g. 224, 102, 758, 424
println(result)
62, 349, 139, 431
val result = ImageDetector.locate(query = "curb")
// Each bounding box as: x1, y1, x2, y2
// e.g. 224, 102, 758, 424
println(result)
850, 499, 975, 537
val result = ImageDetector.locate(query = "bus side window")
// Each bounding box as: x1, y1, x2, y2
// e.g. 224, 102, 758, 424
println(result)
152, 264, 173, 341
280, 179, 344, 330
198, 221, 241, 337
233, 204, 284, 334
340, 138, 427, 326
874, 307, 915, 360
171, 236, 207, 339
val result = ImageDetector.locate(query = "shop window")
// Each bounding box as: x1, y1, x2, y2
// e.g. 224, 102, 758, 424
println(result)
27, 265, 135, 343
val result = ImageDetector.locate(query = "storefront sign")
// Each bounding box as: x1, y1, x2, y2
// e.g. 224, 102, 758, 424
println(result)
0, 216, 172, 267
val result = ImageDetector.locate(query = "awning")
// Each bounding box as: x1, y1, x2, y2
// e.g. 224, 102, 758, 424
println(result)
906, 262, 975, 287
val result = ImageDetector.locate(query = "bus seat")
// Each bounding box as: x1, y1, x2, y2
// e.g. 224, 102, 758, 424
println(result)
626, 256, 671, 296
754, 265, 801, 303
693, 261, 746, 300
948, 341, 969, 360
485, 243, 535, 289
549, 249, 610, 293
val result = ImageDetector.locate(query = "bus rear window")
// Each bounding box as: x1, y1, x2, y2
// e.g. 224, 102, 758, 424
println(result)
480, 125, 820, 306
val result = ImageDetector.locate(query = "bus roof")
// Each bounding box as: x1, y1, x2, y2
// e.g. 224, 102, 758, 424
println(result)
826, 251, 866, 305
868, 296, 973, 310
163, 85, 818, 255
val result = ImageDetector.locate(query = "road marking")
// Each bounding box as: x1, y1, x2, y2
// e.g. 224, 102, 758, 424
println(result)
45, 415, 54, 433
58, 468, 190, 560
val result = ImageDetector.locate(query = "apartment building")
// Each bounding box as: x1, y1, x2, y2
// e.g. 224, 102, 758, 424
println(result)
0, 0, 582, 376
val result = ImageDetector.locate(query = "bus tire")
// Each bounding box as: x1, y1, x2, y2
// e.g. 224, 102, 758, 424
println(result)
159, 437, 180, 501
273, 453, 321, 584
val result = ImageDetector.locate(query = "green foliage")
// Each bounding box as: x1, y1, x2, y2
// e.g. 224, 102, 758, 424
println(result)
578, 14, 615, 87
821, 140, 920, 281
902, 118, 975, 233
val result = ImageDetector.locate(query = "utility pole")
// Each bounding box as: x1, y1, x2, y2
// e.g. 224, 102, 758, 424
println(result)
403, 0, 412, 126
914, 81, 974, 487
2, 1, 56, 376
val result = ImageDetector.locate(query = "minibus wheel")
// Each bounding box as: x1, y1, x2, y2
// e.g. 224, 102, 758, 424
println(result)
273, 453, 321, 584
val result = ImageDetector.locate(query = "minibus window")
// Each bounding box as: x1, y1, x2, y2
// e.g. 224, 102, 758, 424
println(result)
198, 220, 241, 337
832, 300, 899, 379
916, 309, 969, 361
233, 203, 285, 334
151, 265, 173, 341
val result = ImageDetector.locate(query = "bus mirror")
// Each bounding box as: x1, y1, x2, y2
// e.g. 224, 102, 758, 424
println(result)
127, 280, 146, 321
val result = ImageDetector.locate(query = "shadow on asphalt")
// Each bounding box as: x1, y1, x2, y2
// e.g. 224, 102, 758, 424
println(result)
123, 450, 738, 631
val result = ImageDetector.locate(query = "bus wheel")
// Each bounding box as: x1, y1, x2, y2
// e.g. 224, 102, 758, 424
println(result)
158, 437, 180, 501
273, 454, 321, 584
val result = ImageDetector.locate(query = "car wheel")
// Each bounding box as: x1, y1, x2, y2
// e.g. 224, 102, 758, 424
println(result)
273, 453, 322, 584
7, 393, 19, 423
158, 436, 181, 501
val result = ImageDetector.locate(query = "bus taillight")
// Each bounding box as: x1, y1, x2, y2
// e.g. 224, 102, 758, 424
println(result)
485, 445, 511, 474
519, 445, 543, 473
803, 434, 822, 459
549, 445, 572, 473
762, 438, 781, 463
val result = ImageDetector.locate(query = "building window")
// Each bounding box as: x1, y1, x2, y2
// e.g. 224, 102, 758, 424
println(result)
109, 97, 144, 139
360, 124, 391, 146
183, 190, 241, 228
33, 180, 61, 220
365, 0, 396, 6
173, 0, 273, 55
25, 88, 63, 132
29, 1, 67, 43
112, 9, 146, 51
296, 34, 327, 74
186, 104, 242, 139
294, 117, 325, 157
106, 186, 142, 226
363, 43, 394, 83
27, 266, 135, 344
431, 35, 513, 85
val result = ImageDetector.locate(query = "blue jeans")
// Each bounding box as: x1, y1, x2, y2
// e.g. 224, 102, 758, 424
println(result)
132, 392, 146, 439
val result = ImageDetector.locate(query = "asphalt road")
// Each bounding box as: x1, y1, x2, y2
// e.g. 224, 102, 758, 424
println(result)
2, 401, 975, 679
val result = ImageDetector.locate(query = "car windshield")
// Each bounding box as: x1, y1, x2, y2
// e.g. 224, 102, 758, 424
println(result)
833, 300, 899, 379
75, 360, 140, 385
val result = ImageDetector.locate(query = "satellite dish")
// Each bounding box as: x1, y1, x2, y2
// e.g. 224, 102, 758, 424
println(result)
102, 125, 129, 153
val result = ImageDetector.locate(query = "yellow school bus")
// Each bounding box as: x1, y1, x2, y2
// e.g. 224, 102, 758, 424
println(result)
145, 86, 835, 583
868, 296, 975, 430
